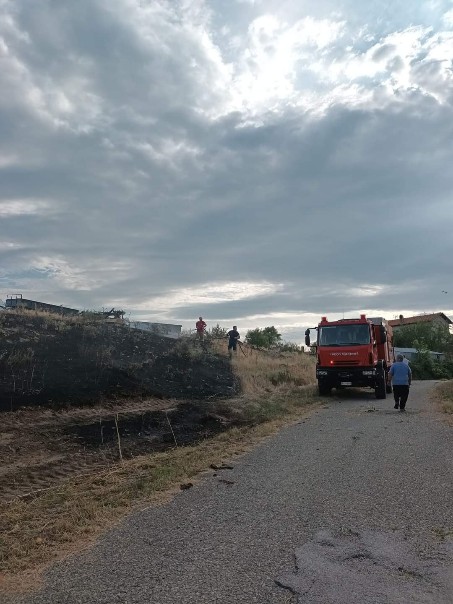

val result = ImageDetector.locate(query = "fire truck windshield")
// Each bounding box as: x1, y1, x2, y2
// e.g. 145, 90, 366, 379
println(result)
319, 324, 371, 346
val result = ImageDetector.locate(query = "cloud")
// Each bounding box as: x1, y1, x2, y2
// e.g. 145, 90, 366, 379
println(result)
122, 281, 283, 313
1, 0, 452, 342
0, 198, 56, 216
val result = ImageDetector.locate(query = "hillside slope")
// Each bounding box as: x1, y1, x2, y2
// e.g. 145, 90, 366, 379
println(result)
0, 311, 238, 410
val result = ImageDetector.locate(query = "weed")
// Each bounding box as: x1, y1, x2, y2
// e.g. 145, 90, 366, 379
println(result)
4, 348, 34, 366
432, 527, 453, 541
434, 380, 453, 415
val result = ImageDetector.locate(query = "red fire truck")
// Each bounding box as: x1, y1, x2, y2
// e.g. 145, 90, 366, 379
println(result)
305, 315, 394, 398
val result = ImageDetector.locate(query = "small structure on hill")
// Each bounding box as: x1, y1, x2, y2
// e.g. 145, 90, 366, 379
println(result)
5, 294, 79, 316
99, 308, 125, 321
4, 294, 182, 338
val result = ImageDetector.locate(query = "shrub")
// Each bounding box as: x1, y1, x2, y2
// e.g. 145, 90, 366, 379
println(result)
245, 326, 282, 349
409, 350, 453, 380
394, 323, 453, 354
208, 324, 228, 339
278, 341, 303, 353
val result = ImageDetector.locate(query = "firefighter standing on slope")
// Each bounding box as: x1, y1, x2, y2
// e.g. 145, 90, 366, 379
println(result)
196, 317, 207, 341
227, 325, 240, 358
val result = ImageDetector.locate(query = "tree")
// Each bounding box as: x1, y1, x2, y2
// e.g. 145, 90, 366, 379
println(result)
393, 323, 453, 354
245, 326, 282, 348
208, 324, 228, 338
279, 341, 303, 353
393, 322, 453, 379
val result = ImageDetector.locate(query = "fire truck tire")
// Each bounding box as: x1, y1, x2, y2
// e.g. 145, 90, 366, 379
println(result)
375, 374, 386, 399
318, 382, 331, 396
374, 361, 387, 399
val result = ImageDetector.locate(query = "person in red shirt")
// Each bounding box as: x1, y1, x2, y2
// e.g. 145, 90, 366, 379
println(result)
196, 317, 207, 341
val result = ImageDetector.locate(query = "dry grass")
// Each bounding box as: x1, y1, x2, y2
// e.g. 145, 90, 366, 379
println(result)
0, 340, 318, 589
434, 380, 453, 416
233, 347, 315, 394
209, 338, 316, 395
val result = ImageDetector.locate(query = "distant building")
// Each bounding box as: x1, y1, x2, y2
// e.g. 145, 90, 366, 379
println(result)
5, 294, 79, 316
394, 347, 445, 362
129, 321, 182, 339
389, 312, 452, 333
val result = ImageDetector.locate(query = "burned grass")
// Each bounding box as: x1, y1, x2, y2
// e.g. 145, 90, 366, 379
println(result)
0, 311, 238, 410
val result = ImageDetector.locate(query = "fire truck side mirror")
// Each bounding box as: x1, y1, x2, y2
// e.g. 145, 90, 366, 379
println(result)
304, 329, 310, 347
379, 325, 387, 343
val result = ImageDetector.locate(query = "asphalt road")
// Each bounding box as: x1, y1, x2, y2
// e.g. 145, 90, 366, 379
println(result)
10, 381, 453, 603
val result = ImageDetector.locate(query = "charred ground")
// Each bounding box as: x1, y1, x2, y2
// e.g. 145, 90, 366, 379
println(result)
0, 311, 238, 411
0, 310, 242, 501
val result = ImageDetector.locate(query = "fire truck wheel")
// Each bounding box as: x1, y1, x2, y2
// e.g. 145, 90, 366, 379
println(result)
375, 374, 387, 399
318, 382, 331, 396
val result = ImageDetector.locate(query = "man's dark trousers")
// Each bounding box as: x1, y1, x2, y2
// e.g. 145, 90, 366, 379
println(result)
393, 385, 409, 408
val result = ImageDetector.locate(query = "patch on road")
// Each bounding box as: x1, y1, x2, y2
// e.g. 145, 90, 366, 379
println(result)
276, 530, 453, 603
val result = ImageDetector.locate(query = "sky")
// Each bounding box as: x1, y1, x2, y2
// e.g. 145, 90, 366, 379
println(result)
1, 0, 453, 342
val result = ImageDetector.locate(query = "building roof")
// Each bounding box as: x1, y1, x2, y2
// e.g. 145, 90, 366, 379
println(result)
388, 312, 452, 327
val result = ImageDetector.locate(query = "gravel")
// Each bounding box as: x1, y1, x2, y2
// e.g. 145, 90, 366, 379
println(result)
8, 381, 453, 603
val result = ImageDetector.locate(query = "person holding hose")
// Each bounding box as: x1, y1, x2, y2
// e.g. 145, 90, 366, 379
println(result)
227, 325, 240, 358
388, 354, 412, 411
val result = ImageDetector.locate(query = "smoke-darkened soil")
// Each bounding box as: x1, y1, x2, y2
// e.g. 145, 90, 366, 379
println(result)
0, 312, 238, 411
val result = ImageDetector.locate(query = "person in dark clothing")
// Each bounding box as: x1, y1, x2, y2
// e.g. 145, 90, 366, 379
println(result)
388, 354, 412, 411
227, 326, 240, 358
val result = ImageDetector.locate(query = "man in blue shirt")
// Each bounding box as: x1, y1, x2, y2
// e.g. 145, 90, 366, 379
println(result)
388, 354, 412, 411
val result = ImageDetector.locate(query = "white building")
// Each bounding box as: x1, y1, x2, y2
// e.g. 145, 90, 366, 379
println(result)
394, 347, 445, 362
129, 321, 182, 339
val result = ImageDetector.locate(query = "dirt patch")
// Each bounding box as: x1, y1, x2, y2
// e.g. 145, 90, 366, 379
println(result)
67, 402, 229, 450
0, 397, 240, 502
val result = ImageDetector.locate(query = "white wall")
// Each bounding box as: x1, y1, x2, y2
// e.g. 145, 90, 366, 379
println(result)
130, 321, 182, 339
